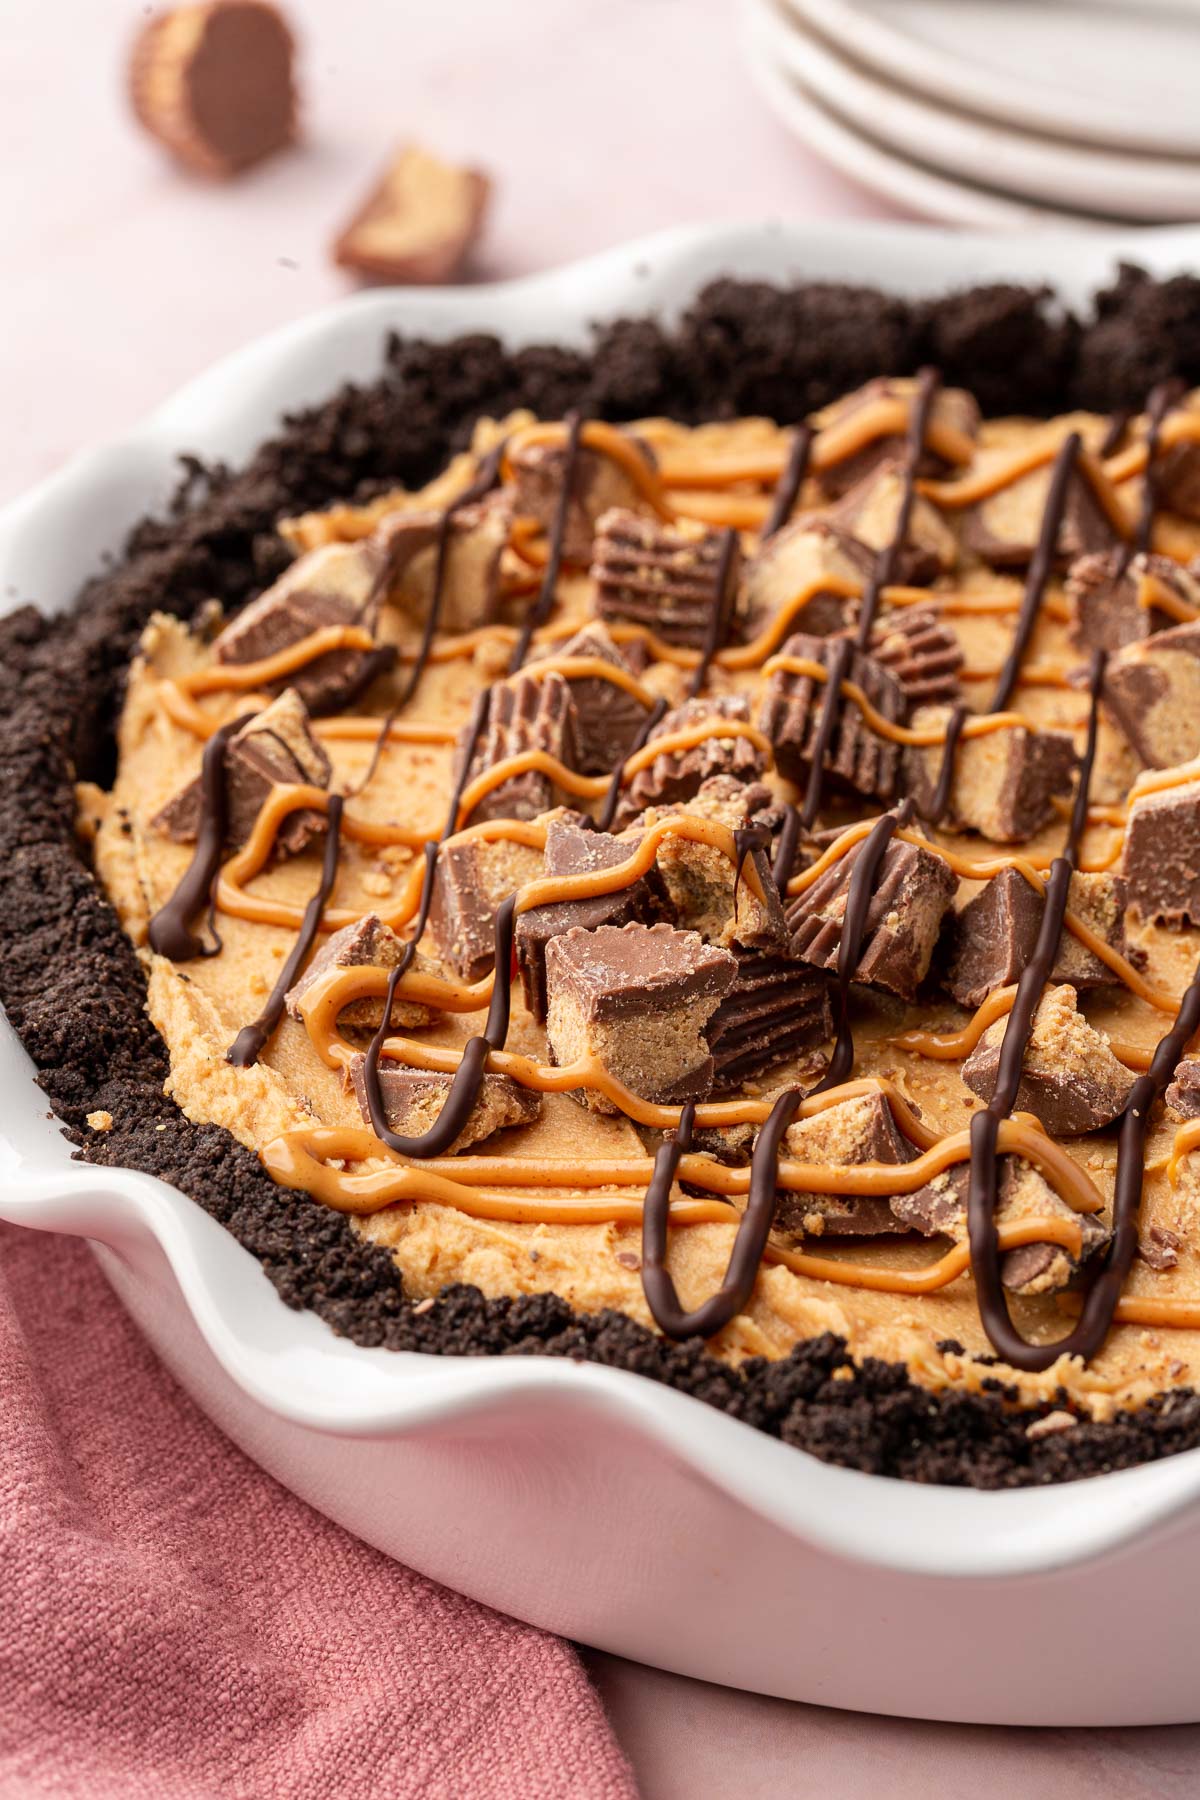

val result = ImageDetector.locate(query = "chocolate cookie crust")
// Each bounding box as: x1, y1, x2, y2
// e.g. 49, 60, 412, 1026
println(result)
8, 267, 1200, 1488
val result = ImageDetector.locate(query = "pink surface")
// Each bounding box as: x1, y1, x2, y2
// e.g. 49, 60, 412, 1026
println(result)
6, 4, 1199, 1794
0, 1219, 637, 1799
0, 0, 906, 505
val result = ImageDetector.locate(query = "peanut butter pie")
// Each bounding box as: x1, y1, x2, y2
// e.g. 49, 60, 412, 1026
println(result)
12, 271, 1200, 1485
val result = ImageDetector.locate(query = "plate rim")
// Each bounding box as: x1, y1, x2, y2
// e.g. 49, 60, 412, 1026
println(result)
780, 0, 1200, 160
7, 218, 1200, 1581
742, 9, 1090, 231
755, 0, 1200, 221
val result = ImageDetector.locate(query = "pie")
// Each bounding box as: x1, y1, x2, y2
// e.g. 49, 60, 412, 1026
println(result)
9, 269, 1200, 1486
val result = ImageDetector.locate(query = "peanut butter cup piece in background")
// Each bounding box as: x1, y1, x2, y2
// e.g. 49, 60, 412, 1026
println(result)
333, 145, 490, 284
129, 2, 298, 178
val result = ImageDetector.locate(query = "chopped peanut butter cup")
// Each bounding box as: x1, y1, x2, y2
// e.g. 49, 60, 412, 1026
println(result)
333, 145, 490, 285
153, 687, 329, 860
621, 695, 766, 816
1065, 548, 1200, 654
349, 1059, 540, 1153
213, 541, 389, 715
758, 631, 904, 804
961, 983, 1136, 1136
591, 508, 740, 649
544, 921, 736, 1114
530, 623, 652, 774
945, 867, 1132, 1010
786, 832, 956, 1003
285, 914, 433, 1032
1099, 618, 1200, 768
514, 814, 660, 1021
129, 1, 298, 179
904, 706, 1078, 842
1122, 776, 1200, 927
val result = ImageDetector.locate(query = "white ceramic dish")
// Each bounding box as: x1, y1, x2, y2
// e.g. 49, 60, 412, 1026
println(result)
7, 221, 1200, 1724
741, 8, 1092, 232
757, 0, 1200, 223
782, 0, 1200, 160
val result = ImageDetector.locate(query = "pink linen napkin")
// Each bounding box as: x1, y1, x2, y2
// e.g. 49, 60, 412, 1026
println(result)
0, 1219, 638, 1800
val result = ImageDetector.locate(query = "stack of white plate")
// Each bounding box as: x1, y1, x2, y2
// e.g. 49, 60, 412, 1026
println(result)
742, 0, 1200, 228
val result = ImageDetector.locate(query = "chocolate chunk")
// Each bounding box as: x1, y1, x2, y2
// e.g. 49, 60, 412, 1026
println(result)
823, 460, 958, 581
961, 982, 1136, 1136
741, 519, 871, 642
1140, 1224, 1182, 1272
709, 949, 832, 1090
455, 672, 580, 824
213, 541, 388, 715
812, 378, 980, 500
152, 687, 329, 859
591, 508, 740, 649
775, 1092, 916, 1240
627, 776, 786, 952
510, 435, 658, 565
786, 831, 956, 1003
129, 1, 297, 179
285, 913, 434, 1032
904, 706, 1078, 842
1166, 1058, 1200, 1117
621, 694, 767, 815
332, 145, 491, 284
1065, 548, 1199, 654
1122, 776, 1200, 926
428, 832, 544, 983
945, 866, 1131, 1009
514, 814, 659, 1021
757, 631, 904, 804
1099, 618, 1200, 768
531, 623, 652, 773
544, 921, 736, 1113
891, 1158, 1110, 1296
866, 608, 964, 707
348, 1057, 539, 1153
373, 495, 511, 635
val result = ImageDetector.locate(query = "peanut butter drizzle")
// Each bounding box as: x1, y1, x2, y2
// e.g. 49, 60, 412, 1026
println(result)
455, 719, 776, 830
262, 1127, 1082, 1297
1139, 569, 1200, 624
919, 438, 1131, 542
760, 653, 1039, 746
152, 392, 1200, 1357
1168, 1117, 1200, 1187
891, 985, 1155, 1069
1104, 406, 1200, 489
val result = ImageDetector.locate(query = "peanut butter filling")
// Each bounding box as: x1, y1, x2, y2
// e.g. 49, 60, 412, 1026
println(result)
88, 388, 1200, 1418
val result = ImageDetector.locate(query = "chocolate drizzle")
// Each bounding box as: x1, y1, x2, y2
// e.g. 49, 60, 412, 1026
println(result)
760, 424, 813, 542
799, 636, 853, 830
771, 802, 802, 892
395, 439, 507, 712
684, 526, 740, 699
226, 794, 346, 1068
812, 799, 915, 1096
508, 412, 584, 674
1127, 378, 1184, 566
992, 431, 1081, 713
852, 367, 940, 652
965, 653, 1110, 1371
147, 714, 251, 961
595, 695, 667, 832
640, 1088, 802, 1339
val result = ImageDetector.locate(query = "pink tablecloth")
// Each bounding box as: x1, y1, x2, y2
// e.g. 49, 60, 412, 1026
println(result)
0, 1220, 636, 1800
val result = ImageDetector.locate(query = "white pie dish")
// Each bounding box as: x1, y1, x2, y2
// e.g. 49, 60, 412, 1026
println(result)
6, 220, 1200, 1724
